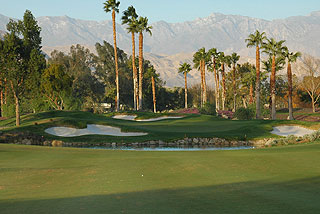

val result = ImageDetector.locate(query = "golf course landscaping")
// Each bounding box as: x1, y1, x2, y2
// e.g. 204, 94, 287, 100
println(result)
1, 110, 320, 144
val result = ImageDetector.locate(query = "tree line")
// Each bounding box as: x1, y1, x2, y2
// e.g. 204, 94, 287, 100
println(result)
179, 30, 320, 119
0, 9, 187, 126
1, 1, 320, 127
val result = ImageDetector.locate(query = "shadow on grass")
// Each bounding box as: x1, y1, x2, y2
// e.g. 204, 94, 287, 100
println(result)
1, 177, 320, 214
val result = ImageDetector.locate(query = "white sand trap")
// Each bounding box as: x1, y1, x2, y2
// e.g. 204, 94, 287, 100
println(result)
113, 115, 183, 122
136, 116, 184, 122
113, 115, 137, 121
45, 124, 148, 137
271, 126, 315, 137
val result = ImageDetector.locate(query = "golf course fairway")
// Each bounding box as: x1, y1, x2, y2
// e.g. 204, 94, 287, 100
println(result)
0, 143, 320, 213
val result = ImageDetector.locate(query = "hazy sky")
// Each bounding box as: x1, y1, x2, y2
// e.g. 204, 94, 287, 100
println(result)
0, 0, 319, 23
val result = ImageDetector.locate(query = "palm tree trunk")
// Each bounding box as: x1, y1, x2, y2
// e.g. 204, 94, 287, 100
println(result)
184, 72, 188, 109
200, 60, 203, 107
271, 55, 276, 120
14, 94, 20, 126
131, 32, 138, 110
249, 83, 254, 104
216, 69, 220, 111
213, 61, 219, 111
0, 80, 3, 117
152, 76, 156, 113
10, 81, 20, 126
255, 46, 261, 119
232, 64, 236, 112
112, 10, 119, 112
0, 89, 3, 117
221, 64, 226, 110
4, 78, 7, 105
287, 63, 294, 120
138, 32, 143, 110
203, 60, 207, 104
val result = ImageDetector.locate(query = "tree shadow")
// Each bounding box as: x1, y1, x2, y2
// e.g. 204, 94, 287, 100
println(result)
1, 177, 320, 214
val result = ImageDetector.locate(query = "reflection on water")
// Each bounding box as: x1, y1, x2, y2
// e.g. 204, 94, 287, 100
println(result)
62, 145, 254, 151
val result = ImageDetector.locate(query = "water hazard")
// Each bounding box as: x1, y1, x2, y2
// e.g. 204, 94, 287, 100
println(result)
61, 144, 255, 151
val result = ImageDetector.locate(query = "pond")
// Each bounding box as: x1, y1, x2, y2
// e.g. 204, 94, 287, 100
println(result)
61, 144, 255, 151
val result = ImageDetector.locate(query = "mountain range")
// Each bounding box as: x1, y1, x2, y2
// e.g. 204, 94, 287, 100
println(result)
1, 11, 320, 87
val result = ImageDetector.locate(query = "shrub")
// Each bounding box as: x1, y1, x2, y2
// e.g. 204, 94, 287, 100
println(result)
199, 103, 216, 116
234, 107, 255, 120
247, 103, 269, 118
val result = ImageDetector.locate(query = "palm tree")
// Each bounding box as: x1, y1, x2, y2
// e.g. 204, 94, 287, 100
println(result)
193, 48, 208, 107
208, 48, 220, 110
262, 38, 286, 119
245, 30, 267, 119
178, 63, 192, 109
238, 63, 257, 108
218, 52, 231, 110
122, 6, 139, 110
262, 56, 286, 74
283, 48, 301, 120
230, 52, 240, 111
136, 16, 152, 110
148, 66, 157, 113
103, 0, 120, 111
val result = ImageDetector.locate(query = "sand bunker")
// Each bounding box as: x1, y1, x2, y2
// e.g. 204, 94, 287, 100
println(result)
113, 115, 137, 121
45, 124, 148, 137
113, 115, 183, 122
271, 126, 315, 137
136, 116, 184, 122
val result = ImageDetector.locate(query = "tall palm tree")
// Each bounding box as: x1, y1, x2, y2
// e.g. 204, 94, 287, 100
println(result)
136, 16, 152, 110
103, 0, 120, 111
230, 52, 240, 111
262, 56, 286, 74
218, 52, 230, 110
262, 38, 286, 120
239, 63, 257, 108
178, 63, 192, 109
193, 48, 208, 107
122, 6, 139, 110
148, 66, 157, 113
245, 30, 267, 119
208, 48, 220, 110
283, 48, 301, 120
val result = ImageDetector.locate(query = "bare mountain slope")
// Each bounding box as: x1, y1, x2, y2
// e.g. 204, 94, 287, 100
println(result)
1, 12, 319, 87
1, 12, 320, 56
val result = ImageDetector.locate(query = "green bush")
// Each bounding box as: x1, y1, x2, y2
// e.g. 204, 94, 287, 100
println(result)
247, 103, 269, 118
234, 107, 255, 120
199, 103, 216, 116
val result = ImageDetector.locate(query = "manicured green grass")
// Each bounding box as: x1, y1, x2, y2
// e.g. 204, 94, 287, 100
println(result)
1, 110, 319, 143
0, 143, 320, 213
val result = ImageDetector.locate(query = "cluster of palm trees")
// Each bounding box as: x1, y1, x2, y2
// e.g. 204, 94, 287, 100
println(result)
103, 0, 152, 111
178, 48, 240, 112
179, 30, 301, 120
104, 1, 300, 119
246, 30, 301, 120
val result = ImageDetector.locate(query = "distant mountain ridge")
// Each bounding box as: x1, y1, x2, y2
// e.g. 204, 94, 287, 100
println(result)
1, 12, 319, 87
1, 12, 320, 56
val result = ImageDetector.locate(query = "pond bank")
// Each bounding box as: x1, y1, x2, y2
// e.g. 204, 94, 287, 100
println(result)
1, 131, 318, 149
0, 131, 270, 148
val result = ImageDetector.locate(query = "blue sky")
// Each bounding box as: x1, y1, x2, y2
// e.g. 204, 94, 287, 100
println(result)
0, 0, 319, 23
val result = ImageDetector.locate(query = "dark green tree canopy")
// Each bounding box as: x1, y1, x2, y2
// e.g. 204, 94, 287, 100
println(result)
137, 17, 152, 35
245, 30, 267, 48
178, 63, 192, 74
103, 0, 120, 13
